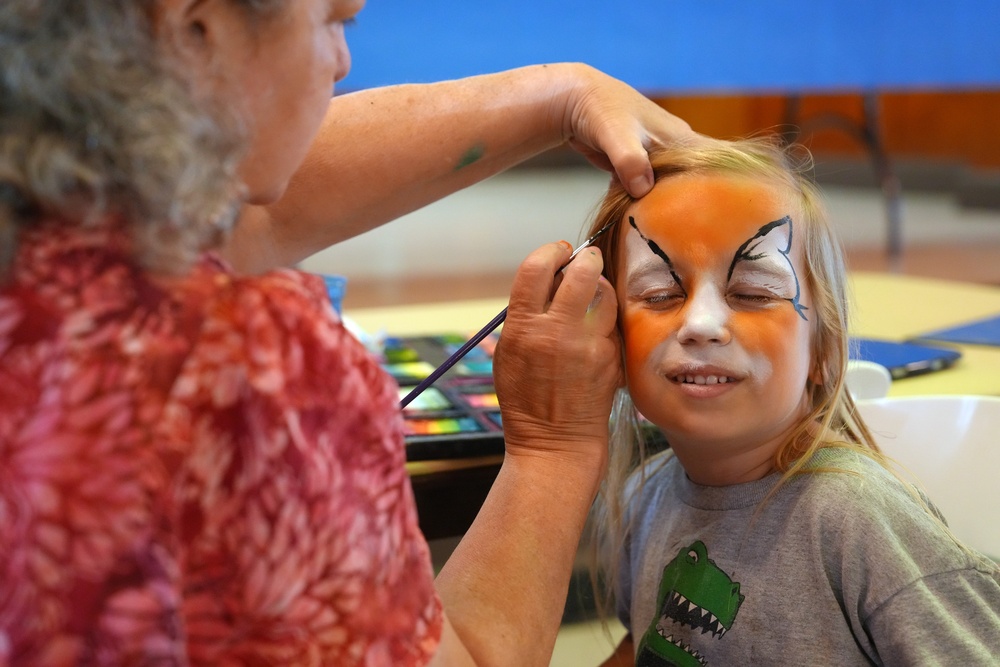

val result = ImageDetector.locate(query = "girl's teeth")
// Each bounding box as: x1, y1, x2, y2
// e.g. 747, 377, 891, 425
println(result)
677, 375, 731, 384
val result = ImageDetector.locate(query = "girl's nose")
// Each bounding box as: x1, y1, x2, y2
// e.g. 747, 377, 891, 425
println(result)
676, 286, 732, 345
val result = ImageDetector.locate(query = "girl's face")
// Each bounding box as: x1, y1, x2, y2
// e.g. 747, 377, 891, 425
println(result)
617, 173, 815, 481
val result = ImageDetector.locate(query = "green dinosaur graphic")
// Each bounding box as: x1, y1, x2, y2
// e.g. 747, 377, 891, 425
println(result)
636, 541, 744, 667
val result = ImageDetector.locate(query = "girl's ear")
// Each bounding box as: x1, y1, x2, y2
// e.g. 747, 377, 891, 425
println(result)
808, 339, 827, 387
809, 360, 826, 386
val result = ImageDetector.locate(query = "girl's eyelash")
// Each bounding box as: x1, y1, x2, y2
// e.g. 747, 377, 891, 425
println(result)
730, 292, 773, 303
643, 292, 683, 305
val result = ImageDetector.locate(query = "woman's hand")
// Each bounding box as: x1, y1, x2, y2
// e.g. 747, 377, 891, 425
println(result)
435, 240, 621, 664
493, 240, 622, 470
549, 62, 697, 198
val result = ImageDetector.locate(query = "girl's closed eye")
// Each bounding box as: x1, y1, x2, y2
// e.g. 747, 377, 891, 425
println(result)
645, 291, 684, 307
634, 284, 685, 308
626, 263, 686, 308
728, 288, 778, 305
727, 266, 796, 307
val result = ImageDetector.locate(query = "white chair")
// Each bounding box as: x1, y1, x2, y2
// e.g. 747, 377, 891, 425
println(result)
845, 360, 893, 400
855, 395, 1000, 560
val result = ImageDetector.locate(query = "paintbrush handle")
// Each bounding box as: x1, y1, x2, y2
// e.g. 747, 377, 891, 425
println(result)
397, 219, 616, 409
398, 306, 508, 409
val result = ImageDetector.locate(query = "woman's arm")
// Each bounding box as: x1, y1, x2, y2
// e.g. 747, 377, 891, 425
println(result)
226, 63, 693, 273
431, 241, 622, 665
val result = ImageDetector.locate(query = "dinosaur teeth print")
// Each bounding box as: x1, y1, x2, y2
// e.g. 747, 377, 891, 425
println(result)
659, 592, 728, 639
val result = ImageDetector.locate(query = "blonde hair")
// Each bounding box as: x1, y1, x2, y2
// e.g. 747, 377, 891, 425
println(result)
587, 135, 896, 621
0, 0, 284, 276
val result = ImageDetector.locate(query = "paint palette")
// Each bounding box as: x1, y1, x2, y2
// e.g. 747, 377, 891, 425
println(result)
381, 334, 506, 461
380, 332, 669, 461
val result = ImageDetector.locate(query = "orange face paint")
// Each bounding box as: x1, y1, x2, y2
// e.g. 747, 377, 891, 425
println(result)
616, 173, 815, 477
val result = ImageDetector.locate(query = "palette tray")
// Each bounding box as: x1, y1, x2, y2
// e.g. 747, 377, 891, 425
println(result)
380, 332, 670, 461
380, 333, 506, 461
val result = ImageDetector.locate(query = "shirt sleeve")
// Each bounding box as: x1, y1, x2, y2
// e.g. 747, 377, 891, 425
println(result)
820, 456, 1000, 666
864, 566, 1000, 666
163, 268, 442, 666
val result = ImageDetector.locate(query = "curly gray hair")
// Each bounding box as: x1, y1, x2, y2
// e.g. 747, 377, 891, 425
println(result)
0, 0, 284, 274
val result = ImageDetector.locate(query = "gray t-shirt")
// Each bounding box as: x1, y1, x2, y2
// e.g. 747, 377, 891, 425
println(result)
617, 447, 1000, 666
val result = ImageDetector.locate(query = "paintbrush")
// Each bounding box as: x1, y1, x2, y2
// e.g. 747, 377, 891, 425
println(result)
399, 218, 618, 409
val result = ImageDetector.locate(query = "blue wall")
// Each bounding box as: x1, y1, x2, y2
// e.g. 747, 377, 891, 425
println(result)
340, 0, 1000, 95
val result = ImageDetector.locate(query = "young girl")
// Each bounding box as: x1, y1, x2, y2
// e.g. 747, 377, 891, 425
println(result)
587, 137, 1000, 666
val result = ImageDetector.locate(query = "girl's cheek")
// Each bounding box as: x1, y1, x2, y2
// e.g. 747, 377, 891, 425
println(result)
730, 311, 809, 368
621, 305, 807, 365
622, 308, 674, 372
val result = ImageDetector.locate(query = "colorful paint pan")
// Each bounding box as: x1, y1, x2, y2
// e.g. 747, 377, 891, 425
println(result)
403, 416, 485, 436
438, 333, 498, 360
382, 338, 422, 364
462, 391, 499, 409
399, 386, 452, 412
455, 360, 493, 376
383, 361, 437, 381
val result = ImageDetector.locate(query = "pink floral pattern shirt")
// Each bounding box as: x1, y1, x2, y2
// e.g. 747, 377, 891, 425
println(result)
0, 222, 442, 666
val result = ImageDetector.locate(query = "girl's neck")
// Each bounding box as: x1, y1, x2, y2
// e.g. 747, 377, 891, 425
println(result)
674, 446, 778, 487
668, 421, 823, 487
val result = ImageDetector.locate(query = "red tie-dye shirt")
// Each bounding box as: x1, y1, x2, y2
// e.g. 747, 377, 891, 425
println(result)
0, 222, 442, 666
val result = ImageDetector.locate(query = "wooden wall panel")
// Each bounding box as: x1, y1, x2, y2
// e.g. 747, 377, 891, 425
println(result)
653, 91, 1000, 169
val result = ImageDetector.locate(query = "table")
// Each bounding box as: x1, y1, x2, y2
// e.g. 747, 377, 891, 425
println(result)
347, 272, 1000, 537
848, 272, 1000, 396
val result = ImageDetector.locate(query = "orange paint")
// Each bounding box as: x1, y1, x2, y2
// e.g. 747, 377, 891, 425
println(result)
622, 175, 805, 367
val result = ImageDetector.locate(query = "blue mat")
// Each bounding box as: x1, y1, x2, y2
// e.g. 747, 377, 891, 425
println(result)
850, 337, 962, 380
911, 313, 1000, 348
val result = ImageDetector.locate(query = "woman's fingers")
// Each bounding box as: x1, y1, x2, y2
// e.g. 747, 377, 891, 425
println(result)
556, 63, 700, 198
505, 241, 574, 316
496, 242, 621, 455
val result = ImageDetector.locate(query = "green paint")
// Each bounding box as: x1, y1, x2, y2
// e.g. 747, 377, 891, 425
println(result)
456, 143, 486, 170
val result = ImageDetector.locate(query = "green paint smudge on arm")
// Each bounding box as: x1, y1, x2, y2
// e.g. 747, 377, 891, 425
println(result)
455, 143, 486, 171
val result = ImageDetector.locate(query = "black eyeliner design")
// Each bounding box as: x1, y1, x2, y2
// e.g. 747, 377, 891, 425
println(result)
629, 216, 687, 296
728, 215, 809, 321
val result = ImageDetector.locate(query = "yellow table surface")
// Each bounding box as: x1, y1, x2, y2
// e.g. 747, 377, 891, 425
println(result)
346, 271, 1000, 399
848, 272, 1000, 396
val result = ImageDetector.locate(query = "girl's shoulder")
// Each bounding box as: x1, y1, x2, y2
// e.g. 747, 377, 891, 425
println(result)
795, 446, 940, 525
795, 447, 991, 574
